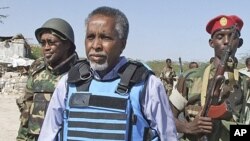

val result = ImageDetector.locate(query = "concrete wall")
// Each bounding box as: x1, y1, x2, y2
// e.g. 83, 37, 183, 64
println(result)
0, 38, 28, 64
0, 72, 27, 96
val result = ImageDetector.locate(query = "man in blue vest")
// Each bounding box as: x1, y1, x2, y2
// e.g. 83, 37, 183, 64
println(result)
38, 6, 177, 141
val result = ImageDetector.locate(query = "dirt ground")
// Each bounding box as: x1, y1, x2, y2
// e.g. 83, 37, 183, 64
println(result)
0, 95, 20, 141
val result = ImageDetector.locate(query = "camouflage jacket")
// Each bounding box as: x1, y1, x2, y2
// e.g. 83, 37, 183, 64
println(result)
170, 64, 244, 141
16, 53, 78, 140
238, 68, 250, 125
160, 66, 176, 95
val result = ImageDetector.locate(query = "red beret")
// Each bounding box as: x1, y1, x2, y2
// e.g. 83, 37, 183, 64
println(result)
206, 15, 243, 35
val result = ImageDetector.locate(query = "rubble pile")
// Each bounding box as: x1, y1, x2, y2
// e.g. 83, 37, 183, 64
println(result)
0, 34, 35, 96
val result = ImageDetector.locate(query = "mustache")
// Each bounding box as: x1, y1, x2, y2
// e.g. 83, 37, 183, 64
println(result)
88, 51, 107, 57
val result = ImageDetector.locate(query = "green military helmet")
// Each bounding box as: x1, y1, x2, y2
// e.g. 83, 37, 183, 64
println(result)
35, 18, 75, 47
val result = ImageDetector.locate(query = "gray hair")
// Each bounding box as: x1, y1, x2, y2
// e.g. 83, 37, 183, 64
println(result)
85, 6, 129, 40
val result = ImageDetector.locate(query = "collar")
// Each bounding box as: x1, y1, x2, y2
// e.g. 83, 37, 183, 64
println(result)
47, 53, 78, 75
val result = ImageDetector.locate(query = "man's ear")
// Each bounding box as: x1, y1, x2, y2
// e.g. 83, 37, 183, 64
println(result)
120, 39, 126, 54
209, 38, 214, 48
238, 38, 243, 48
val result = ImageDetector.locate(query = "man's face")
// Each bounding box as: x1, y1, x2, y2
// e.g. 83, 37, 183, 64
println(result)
40, 32, 70, 67
189, 63, 198, 69
166, 60, 172, 67
85, 15, 125, 73
209, 28, 240, 60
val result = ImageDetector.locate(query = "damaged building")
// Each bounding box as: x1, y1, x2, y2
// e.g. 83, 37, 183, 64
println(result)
0, 34, 35, 95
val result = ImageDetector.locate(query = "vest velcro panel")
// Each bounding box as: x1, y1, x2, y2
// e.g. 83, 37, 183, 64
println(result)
69, 92, 127, 110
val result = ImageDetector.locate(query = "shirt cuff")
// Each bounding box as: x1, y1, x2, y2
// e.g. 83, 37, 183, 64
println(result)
169, 88, 188, 111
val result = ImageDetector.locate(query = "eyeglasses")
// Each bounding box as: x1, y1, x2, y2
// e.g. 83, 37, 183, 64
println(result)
39, 39, 60, 47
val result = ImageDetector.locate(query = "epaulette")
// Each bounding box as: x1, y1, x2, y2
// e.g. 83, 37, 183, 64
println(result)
30, 57, 46, 76
116, 60, 154, 94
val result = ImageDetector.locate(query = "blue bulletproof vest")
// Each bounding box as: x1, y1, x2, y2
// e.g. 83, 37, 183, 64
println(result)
63, 60, 159, 141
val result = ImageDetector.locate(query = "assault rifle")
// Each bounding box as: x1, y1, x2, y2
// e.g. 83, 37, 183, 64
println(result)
198, 24, 238, 141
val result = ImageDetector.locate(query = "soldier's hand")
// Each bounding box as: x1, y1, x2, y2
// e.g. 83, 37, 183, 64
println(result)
16, 97, 25, 112
185, 114, 213, 135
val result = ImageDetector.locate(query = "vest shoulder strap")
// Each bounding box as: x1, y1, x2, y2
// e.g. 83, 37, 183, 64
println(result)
116, 60, 154, 94
67, 59, 154, 93
67, 59, 92, 91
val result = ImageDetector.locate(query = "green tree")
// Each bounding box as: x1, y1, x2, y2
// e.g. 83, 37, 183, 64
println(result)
30, 45, 42, 60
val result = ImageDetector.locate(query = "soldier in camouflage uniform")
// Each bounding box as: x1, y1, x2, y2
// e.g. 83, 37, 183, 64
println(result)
160, 58, 176, 95
238, 57, 250, 125
16, 18, 78, 141
169, 15, 245, 141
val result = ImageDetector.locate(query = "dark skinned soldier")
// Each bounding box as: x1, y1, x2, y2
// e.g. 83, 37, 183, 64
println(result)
169, 15, 244, 141
16, 18, 78, 141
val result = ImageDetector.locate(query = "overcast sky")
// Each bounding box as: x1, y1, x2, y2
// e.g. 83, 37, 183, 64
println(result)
1, 0, 250, 62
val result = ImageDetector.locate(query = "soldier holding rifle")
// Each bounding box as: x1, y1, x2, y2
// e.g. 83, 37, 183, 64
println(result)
169, 15, 244, 141
160, 58, 176, 95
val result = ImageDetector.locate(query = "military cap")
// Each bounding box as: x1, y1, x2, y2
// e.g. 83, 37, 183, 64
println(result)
206, 15, 243, 35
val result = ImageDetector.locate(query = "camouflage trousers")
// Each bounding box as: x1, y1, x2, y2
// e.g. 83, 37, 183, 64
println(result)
16, 125, 38, 141
16, 95, 38, 141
